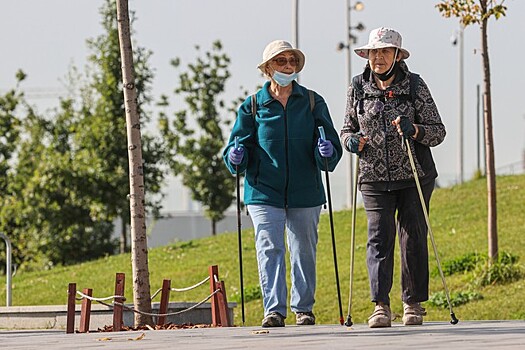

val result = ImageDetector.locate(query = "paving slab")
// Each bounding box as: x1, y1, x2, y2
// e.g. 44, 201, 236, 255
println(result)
0, 320, 524, 349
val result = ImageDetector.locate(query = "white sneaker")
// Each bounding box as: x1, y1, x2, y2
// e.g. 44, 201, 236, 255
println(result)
402, 302, 426, 326
368, 304, 392, 328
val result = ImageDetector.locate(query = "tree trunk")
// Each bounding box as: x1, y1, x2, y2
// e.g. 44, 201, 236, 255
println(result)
119, 216, 127, 254
212, 219, 217, 236
115, 0, 153, 326
480, 1, 498, 264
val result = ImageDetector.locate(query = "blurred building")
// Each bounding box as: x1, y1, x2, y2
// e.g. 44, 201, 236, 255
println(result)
114, 211, 254, 248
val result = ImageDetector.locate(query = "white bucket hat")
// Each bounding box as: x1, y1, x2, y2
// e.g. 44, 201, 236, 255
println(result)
354, 27, 410, 59
257, 40, 305, 73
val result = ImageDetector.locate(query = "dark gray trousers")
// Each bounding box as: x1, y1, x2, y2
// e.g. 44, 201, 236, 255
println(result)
361, 180, 434, 305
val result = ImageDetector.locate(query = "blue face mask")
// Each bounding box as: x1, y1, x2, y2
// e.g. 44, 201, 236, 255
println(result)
272, 70, 298, 87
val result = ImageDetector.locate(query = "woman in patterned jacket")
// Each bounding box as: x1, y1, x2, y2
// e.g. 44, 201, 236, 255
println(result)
339, 27, 446, 328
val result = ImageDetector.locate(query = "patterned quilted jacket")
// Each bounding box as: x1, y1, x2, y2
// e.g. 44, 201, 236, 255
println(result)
340, 61, 446, 188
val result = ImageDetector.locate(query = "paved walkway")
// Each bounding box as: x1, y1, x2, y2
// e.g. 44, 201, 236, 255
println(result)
1, 320, 524, 349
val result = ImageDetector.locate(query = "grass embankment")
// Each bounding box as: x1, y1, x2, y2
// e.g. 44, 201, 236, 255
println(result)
1, 175, 524, 325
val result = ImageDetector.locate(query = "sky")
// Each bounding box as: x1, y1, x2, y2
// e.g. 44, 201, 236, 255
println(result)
1, 0, 524, 212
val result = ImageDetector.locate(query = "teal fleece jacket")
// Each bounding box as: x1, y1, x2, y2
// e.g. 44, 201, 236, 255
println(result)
223, 81, 342, 208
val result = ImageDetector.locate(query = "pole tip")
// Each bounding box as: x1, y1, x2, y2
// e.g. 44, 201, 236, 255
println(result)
450, 313, 459, 325
344, 316, 353, 327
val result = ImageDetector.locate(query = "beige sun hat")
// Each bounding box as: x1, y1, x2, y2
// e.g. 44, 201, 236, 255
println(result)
354, 27, 410, 59
257, 40, 305, 73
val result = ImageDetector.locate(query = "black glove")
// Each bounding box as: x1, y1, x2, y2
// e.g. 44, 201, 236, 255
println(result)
348, 135, 360, 154
399, 116, 416, 137
347, 132, 366, 155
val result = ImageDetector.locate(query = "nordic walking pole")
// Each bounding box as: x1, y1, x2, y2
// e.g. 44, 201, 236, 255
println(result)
234, 136, 245, 326
345, 154, 359, 327
318, 126, 344, 325
403, 136, 459, 325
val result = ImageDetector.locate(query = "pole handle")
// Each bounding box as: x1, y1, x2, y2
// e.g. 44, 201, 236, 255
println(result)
318, 126, 326, 140
234, 136, 239, 149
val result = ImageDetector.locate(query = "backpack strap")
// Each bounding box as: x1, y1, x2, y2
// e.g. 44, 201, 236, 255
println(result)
251, 94, 257, 117
409, 72, 420, 103
351, 74, 366, 114
409, 72, 420, 121
308, 90, 315, 112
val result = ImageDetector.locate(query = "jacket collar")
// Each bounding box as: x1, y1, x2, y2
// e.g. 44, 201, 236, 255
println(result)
259, 80, 304, 106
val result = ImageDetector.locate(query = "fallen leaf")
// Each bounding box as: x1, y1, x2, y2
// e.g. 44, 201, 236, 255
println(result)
97, 337, 112, 341
128, 332, 146, 341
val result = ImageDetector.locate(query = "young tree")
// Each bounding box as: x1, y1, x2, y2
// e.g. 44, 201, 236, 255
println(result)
159, 41, 240, 236
77, 0, 165, 254
436, 0, 507, 263
116, 0, 153, 326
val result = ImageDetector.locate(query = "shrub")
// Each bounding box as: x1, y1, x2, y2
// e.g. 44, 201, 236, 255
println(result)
428, 291, 483, 309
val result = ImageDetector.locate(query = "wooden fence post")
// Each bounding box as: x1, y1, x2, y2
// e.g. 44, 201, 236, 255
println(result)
208, 265, 220, 326
216, 280, 232, 327
113, 273, 125, 331
79, 288, 92, 333
66, 283, 76, 334
157, 279, 171, 326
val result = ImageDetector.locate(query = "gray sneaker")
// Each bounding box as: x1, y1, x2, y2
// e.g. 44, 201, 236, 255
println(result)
261, 312, 285, 327
402, 302, 426, 326
296, 311, 316, 325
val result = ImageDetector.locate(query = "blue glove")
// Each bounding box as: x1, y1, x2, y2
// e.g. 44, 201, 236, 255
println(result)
229, 146, 244, 165
399, 116, 416, 137
318, 138, 334, 158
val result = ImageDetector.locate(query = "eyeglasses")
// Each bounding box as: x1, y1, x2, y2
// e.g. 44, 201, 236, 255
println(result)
272, 57, 300, 67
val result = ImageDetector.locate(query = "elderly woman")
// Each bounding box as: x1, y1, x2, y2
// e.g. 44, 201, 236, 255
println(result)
223, 40, 342, 327
340, 28, 446, 328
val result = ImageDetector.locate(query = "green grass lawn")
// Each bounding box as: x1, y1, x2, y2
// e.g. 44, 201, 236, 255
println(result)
1, 175, 524, 326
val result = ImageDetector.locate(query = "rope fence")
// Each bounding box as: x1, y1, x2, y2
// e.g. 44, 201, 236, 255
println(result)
66, 265, 232, 334
150, 276, 210, 299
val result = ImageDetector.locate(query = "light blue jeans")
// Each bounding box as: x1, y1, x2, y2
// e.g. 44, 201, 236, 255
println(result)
247, 204, 321, 318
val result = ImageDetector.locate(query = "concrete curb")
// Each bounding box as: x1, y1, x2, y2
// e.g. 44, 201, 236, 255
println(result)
0, 302, 236, 330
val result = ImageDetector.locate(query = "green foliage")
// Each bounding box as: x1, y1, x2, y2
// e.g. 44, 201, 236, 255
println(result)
473, 252, 523, 286
0, 0, 167, 270
230, 285, 262, 304
436, 251, 523, 287
436, 0, 507, 26
430, 251, 522, 309
79, 0, 165, 226
159, 41, 242, 234
0, 71, 25, 192
0, 95, 119, 270
433, 252, 484, 276
428, 290, 483, 309
66, 0, 166, 252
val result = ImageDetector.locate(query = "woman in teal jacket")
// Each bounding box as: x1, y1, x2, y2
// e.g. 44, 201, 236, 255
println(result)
223, 40, 342, 327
